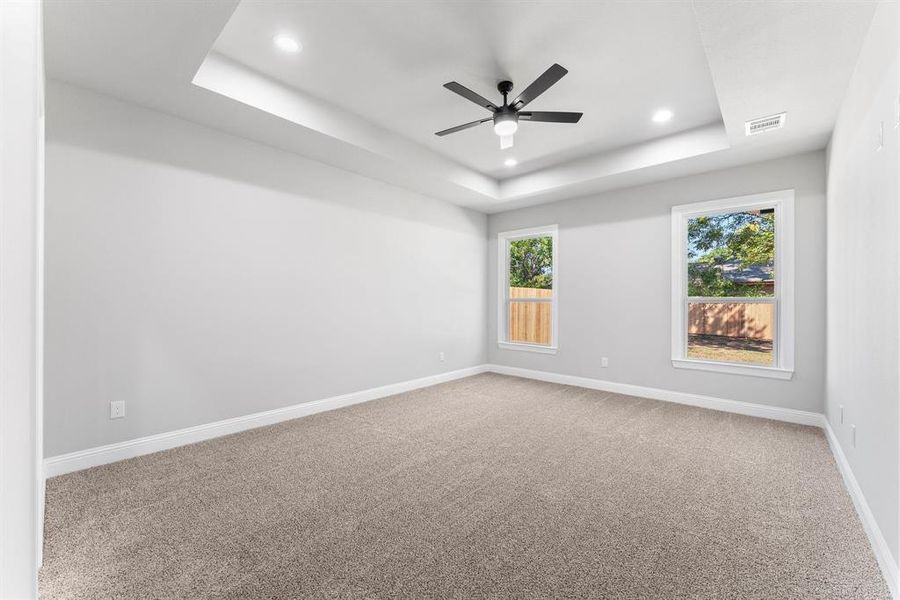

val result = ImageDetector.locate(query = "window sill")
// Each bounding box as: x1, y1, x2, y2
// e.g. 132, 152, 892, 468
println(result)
498, 341, 558, 355
672, 358, 793, 380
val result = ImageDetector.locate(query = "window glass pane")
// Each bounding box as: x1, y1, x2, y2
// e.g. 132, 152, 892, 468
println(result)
509, 301, 552, 345
505, 234, 554, 346
509, 236, 553, 291
687, 209, 775, 298
687, 302, 774, 365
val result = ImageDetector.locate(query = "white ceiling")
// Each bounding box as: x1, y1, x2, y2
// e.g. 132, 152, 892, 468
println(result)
211, 1, 722, 178
43, 0, 878, 213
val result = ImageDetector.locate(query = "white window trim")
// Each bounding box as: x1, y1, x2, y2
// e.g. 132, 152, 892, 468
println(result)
498, 225, 558, 354
671, 190, 795, 380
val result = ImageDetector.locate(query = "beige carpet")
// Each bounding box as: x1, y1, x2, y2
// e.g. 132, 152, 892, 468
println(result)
41, 373, 889, 599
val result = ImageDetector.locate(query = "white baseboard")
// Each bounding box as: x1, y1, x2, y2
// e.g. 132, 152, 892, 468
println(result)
485, 364, 822, 426
43, 365, 488, 478
822, 419, 899, 598
41, 363, 824, 477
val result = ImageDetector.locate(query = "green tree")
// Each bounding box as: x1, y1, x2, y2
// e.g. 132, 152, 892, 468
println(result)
688, 211, 774, 297
509, 237, 552, 289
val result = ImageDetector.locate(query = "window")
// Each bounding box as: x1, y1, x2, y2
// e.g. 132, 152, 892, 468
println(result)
671, 191, 794, 379
498, 225, 558, 354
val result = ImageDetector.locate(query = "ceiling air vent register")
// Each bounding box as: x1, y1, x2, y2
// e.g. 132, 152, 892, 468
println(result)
745, 112, 786, 136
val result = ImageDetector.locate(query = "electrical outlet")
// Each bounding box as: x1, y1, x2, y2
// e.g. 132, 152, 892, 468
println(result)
839, 405, 844, 424
851, 424, 857, 448
439, 352, 445, 362
600, 357, 609, 368
110, 400, 125, 420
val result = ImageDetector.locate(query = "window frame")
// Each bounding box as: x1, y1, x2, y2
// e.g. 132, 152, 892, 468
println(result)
671, 190, 795, 379
497, 225, 559, 354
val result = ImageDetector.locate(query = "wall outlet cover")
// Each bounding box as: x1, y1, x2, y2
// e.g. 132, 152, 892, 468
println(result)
110, 400, 125, 420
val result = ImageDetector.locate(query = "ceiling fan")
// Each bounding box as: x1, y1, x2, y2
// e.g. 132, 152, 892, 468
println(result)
435, 63, 583, 149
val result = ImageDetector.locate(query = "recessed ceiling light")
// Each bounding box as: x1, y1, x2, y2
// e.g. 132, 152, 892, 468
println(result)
652, 108, 673, 123
504, 158, 518, 167
273, 34, 302, 54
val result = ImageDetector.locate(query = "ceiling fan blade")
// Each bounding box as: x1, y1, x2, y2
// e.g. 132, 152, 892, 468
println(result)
518, 111, 583, 123
435, 117, 492, 136
510, 64, 568, 110
443, 82, 499, 112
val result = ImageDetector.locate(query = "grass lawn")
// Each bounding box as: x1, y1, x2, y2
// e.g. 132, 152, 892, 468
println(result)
687, 334, 773, 366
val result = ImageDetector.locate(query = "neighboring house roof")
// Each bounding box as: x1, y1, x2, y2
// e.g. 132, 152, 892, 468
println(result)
693, 260, 774, 283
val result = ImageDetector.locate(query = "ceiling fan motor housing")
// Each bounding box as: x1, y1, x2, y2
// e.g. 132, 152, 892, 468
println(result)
493, 80, 519, 135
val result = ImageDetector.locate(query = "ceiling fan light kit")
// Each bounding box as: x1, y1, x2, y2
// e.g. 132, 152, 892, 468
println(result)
435, 64, 583, 150
493, 110, 519, 137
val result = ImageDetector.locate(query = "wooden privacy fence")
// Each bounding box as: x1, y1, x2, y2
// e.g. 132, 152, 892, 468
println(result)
688, 302, 773, 341
509, 287, 552, 345
508, 290, 773, 344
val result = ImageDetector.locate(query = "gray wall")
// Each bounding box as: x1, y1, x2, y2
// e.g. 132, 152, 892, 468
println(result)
488, 151, 827, 413
826, 1, 899, 564
44, 82, 488, 457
